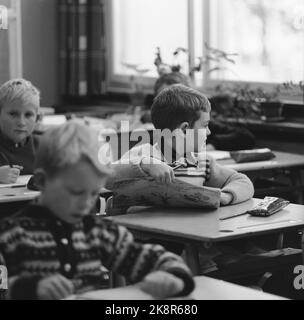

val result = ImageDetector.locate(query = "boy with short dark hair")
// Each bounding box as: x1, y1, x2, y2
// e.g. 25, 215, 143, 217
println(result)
120, 85, 257, 272
143, 72, 255, 150
123, 84, 254, 206
0, 121, 194, 300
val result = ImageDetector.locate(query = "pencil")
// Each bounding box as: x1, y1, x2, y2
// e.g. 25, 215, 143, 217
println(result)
220, 211, 248, 221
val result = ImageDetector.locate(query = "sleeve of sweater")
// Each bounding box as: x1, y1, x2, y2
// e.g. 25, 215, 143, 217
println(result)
105, 158, 149, 190
105, 144, 154, 190
0, 251, 7, 300
208, 120, 256, 151
0, 219, 42, 300
205, 156, 254, 204
96, 219, 195, 297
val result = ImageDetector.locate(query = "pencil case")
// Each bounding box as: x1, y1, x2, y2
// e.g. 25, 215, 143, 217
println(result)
247, 197, 290, 217
230, 148, 275, 163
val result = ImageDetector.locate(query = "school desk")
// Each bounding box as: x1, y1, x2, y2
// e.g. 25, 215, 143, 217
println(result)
106, 198, 304, 275
67, 276, 285, 300
217, 151, 304, 204
0, 186, 40, 217
0, 186, 39, 204
0, 184, 109, 217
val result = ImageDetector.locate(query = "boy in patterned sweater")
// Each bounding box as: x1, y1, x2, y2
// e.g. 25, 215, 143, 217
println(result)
0, 121, 194, 300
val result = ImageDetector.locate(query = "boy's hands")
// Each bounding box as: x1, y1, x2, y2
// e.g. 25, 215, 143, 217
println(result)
0, 165, 22, 184
220, 192, 233, 205
140, 157, 175, 184
37, 274, 75, 300
139, 271, 184, 299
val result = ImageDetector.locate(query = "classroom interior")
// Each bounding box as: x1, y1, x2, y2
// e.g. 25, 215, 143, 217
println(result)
1, 0, 304, 300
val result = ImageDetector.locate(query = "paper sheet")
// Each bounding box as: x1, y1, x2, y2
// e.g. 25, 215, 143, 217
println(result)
207, 150, 231, 160
0, 175, 32, 188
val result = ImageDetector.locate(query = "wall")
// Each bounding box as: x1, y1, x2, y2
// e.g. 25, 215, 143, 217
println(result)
21, 0, 59, 107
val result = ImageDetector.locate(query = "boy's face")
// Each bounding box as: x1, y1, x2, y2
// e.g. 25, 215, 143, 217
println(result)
172, 111, 211, 155
0, 97, 39, 143
190, 111, 211, 153
39, 160, 107, 224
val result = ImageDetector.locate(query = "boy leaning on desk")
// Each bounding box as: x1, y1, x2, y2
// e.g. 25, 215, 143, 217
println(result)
117, 85, 270, 273
120, 84, 254, 206
0, 121, 195, 300
0, 79, 40, 184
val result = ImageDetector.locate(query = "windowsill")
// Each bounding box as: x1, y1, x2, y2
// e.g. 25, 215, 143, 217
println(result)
226, 117, 304, 138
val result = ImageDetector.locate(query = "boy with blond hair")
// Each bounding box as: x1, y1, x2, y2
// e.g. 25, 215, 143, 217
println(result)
0, 121, 194, 300
0, 79, 40, 183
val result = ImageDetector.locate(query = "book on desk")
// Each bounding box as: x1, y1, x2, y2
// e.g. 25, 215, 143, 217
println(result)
0, 175, 32, 189
111, 177, 221, 210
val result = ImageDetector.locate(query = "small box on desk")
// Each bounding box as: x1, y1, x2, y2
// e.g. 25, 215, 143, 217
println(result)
230, 148, 275, 163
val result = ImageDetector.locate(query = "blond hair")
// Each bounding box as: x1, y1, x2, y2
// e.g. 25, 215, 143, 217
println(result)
35, 120, 112, 178
0, 78, 40, 110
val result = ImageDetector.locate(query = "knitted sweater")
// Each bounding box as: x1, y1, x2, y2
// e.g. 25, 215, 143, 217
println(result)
119, 143, 254, 205
0, 204, 194, 299
0, 131, 39, 174
0, 252, 6, 300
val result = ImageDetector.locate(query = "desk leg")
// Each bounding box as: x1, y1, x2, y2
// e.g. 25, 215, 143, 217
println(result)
290, 169, 304, 204
276, 232, 284, 249
184, 243, 201, 276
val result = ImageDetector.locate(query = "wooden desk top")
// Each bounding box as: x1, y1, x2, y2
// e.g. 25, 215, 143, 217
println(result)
69, 276, 285, 300
107, 199, 304, 243
0, 187, 40, 204
218, 151, 304, 172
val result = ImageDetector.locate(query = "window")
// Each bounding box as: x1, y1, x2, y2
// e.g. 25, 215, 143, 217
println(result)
208, 0, 304, 84
108, 0, 304, 101
0, 0, 22, 84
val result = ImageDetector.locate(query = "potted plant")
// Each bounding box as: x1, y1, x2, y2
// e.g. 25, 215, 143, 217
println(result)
189, 42, 239, 78
154, 43, 238, 79
255, 86, 284, 122
210, 84, 263, 121
281, 80, 304, 106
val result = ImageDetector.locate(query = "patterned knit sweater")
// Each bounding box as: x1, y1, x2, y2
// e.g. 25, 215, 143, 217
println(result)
0, 204, 194, 299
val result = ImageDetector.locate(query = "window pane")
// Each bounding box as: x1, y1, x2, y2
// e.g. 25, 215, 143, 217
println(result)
209, 0, 304, 83
112, 0, 188, 77
193, 0, 203, 85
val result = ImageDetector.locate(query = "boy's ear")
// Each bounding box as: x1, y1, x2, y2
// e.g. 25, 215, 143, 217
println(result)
179, 122, 189, 134
33, 169, 47, 191
36, 113, 43, 123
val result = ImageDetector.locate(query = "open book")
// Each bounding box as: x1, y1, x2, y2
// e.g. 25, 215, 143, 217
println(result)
0, 175, 32, 189
111, 177, 221, 209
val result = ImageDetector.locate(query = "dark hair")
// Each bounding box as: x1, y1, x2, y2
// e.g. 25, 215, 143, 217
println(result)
154, 72, 190, 95
151, 84, 211, 130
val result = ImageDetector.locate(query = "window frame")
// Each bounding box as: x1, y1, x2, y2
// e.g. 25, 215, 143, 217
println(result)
106, 0, 304, 104
7, 0, 23, 78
